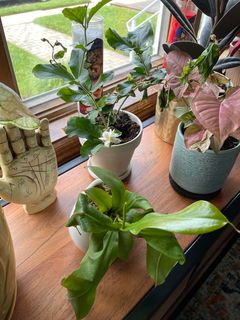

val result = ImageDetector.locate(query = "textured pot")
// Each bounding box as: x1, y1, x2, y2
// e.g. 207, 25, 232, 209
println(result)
169, 123, 240, 199
155, 96, 181, 145
68, 179, 101, 252
0, 207, 17, 320
82, 111, 143, 180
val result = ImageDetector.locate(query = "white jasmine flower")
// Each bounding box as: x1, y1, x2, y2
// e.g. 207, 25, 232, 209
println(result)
99, 129, 122, 147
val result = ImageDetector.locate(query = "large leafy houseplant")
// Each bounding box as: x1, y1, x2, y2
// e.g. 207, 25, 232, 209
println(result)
33, 2, 165, 158
62, 166, 240, 319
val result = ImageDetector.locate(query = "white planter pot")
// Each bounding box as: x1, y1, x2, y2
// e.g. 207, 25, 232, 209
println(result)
169, 123, 240, 199
0, 208, 17, 320
81, 111, 143, 180
68, 179, 101, 252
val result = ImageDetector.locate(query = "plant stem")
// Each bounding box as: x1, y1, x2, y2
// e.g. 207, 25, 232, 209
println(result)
117, 95, 129, 113
122, 202, 127, 229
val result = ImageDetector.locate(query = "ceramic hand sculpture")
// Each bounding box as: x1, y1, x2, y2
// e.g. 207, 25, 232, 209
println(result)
0, 119, 58, 214
0, 206, 16, 320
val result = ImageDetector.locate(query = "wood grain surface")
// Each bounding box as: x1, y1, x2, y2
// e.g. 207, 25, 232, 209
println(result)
4, 124, 240, 320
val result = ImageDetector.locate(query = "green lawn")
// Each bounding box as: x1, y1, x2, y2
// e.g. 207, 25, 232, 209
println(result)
34, 5, 156, 51
8, 42, 63, 99
0, 0, 87, 16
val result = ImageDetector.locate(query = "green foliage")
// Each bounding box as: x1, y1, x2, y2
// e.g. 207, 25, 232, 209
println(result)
62, 166, 240, 319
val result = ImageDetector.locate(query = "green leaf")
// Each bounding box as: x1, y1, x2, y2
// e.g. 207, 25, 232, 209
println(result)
85, 186, 112, 213
65, 116, 101, 139
127, 200, 230, 235
146, 244, 178, 285
140, 229, 185, 263
133, 49, 152, 73
105, 28, 133, 52
124, 190, 153, 213
118, 231, 133, 261
195, 43, 220, 80
62, 5, 88, 25
158, 87, 175, 110
62, 231, 119, 319
33, 63, 74, 81
92, 71, 114, 91
80, 139, 103, 156
69, 48, 85, 78
129, 22, 154, 48
70, 193, 114, 233
116, 81, 135, 97
87, 0, 112, 23
54, 50, 66, 59
57, 87, 82, 102
89, 166, 126, 213
0, 116, 40, 130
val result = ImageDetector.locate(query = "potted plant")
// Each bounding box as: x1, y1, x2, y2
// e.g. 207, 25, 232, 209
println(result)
62, 166, 240, 320
154, 0, 240, 144
159, 42, 240, 198
32, 2, 165, 179
0, 206, 16, 320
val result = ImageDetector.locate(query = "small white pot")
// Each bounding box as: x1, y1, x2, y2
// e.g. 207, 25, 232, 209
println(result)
68, 179, 101, 252
81, 111, 143, 180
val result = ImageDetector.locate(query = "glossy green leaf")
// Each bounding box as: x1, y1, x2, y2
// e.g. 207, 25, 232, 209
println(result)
80, 139, 103, 156
70, 193, 114, 233
88, 0, 112, 23
116, 81, 135, 97
62, 231, 119, 319
127, 200, 230, 235
146, 244, 178, 285
54, 50, 66, 59
105, 28, 133, 52
92, 71, 114, 91
65, 116, 101, 139
69, 48, 85, 78
128, 22, 154, 48
62, 5, 88, 25
85, 186, 112, 213
118, 231, 133, 261
124, 190, 153, 213
89, 166, 126, 213
33, 63, 74, 81
140, 229, 185, 263
195, 43, 220, 80
57, 87, 82, 102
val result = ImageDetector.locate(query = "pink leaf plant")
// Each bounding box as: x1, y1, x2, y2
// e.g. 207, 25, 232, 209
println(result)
163, 48, 240, 153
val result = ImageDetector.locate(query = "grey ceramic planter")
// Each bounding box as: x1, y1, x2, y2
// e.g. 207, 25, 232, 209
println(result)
169, 123, 240, 199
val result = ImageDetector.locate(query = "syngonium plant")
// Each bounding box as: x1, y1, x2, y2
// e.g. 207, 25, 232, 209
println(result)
61, 166, 240, 320
161, 42, 240, 153
32, 1, 165, 157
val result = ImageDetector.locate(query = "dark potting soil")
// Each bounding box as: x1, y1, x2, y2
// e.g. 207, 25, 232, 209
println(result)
220, 136, 239, 150
112, 112, 140, 144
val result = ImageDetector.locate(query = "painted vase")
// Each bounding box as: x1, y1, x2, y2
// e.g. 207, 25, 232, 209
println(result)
169, 123, 240, 199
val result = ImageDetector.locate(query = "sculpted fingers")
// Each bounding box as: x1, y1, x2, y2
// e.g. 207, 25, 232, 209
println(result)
39, 119, 51, 147
0, 126, 13, 165
5, 124, 26, 155
23, 129, 38, 149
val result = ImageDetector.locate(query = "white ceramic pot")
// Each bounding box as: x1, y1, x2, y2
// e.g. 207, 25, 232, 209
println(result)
68, 179, 101, 252
0, 208, 17, 320
169, 123, 240, 199
81, 111, 143, 180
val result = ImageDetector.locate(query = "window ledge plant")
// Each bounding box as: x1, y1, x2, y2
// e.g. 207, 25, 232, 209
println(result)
62, 166, 240, 320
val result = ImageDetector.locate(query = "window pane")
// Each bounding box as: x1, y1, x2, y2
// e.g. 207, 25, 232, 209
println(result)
1, 0, 164, 100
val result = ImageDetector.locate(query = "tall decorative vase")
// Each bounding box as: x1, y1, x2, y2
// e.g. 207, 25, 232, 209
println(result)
72, 15, 104, 115
155, 97, 181, 145
169, 123, 240, 199
0, 207, 17, 320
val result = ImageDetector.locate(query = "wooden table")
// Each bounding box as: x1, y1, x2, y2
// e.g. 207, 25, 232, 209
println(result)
4, 124, 240, 320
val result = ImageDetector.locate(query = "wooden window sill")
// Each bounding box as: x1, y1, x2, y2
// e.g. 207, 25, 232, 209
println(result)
4, 123, 240, 320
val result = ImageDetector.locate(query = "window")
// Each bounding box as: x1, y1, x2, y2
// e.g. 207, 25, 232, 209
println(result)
0, 0, 170, 164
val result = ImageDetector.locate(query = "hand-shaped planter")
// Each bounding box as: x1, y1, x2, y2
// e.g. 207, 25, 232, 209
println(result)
0, 206, 16, 320
0, 119, 58, 214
